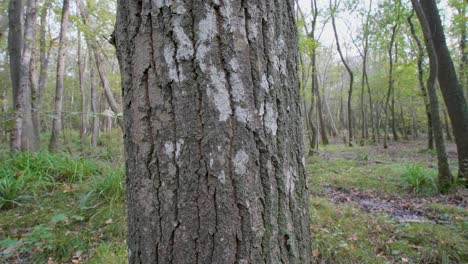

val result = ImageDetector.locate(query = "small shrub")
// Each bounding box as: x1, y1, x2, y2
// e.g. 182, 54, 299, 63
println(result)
401, 164, 438, 194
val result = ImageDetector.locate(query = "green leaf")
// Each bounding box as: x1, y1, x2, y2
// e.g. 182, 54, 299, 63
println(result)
50, 213, 68, 224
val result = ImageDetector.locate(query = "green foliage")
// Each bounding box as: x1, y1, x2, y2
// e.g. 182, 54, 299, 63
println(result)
401, 164, 438, 194
0, 174, 29, 209
81, 166, 125, 211
0, 151, 101, 210
0, 144, 124, 262
308, 143, 467, 263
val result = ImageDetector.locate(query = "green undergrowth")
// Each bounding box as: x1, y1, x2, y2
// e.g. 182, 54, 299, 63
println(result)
308, 143, 467, 263
310, 197, 467, 263
0, 148, 127, 263
1, 138, 466, 263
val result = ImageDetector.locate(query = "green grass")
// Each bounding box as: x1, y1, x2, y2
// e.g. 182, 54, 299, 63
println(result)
401, 164, 438, 194
0, 131, 127, 263
308, 142, 467, 263
1, 134, 466, 263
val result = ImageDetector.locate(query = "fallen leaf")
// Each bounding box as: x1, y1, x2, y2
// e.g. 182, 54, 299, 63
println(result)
105, 218, 113, 224
313, 249, 319, 257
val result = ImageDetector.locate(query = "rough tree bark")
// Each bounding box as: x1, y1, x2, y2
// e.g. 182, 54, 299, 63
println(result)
412, 0, 453, 192
421, 0, 468, 180
115, 0, 312, 263
49, 0, 70, 151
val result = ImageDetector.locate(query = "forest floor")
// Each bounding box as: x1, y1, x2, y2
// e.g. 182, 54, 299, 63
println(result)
0, 133, 467, 263
307, 140, 467, 263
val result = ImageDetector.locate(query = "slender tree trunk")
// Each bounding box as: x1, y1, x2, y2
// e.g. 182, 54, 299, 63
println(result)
384, 21, 398, 149
455, 4, 467, 100
400, 106, 408, 140
78, 29, 87, 146
37, 1, 51, 131
315, 78, 328, 145
360, 3, 371, 145
331, 0, 354, 146
339, 83, 345, 130
91, 46, 123, 129
391, 80, 398, 141
91, 71, 100, 147
310, 0, 328, 146
324, 96, 339, 137
443, 107, 452, 141
421, 0, 468, 180
408, 12, 433, 149
49, 0, 70, 151
411, 110, 419, 139
115, 0, 312, 262
77, 0, 123, 130
8, 0, 23, 151
89, 50, 99, 147
1, 83, 6, 143
412, 0, 453, 192
365, 70, 375, 143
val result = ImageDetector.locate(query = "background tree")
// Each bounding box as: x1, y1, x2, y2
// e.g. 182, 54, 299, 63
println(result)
421, 0, 468, 181
49, 0, 70, 151
411, 0, 453, 192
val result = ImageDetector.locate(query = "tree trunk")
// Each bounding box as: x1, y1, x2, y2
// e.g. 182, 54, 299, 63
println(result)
360, 0, 372, 145
408, 12, 433, 149
91, 45, 123, 130
331, 0, 354, 147
420, 0, 468, 180
9, 0, 39, 152
443, 107, 452, 141
77, 0, 123, 130
90, 71, 100, 147
37, 1, 52, 131
49, 0, 70, 151
115, 1, 312, 263
411, 110, 419, 139
310, 0, 328, 146
455, 4, 467, 100
324, 95, 339, 137
383, 21, 398, 149
78, 29, 87, 146
400, 106, 408, 140
8, 0, 23, 151
412, 0, 453, 192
